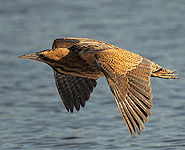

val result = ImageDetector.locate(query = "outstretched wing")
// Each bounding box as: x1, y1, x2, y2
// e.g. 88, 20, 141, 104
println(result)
94, 48, 153, 138
54, 71, 97, 113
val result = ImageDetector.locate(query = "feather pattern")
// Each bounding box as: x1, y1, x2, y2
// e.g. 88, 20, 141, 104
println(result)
54, 71, 97, 112
19, 37, 179, 138
95, 49, 153, 137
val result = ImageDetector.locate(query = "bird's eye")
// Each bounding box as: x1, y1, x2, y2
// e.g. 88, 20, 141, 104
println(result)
39, 53, 45, 58
36, 52, 45, 58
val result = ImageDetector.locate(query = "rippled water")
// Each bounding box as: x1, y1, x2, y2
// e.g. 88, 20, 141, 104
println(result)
1, 0, 185, 149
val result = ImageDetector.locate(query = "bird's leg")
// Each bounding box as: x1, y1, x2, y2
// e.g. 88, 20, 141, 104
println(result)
151, 62, 180, 79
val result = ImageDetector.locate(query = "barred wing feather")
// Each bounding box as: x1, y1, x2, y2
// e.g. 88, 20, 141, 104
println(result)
94, 49, 153, 137
54, 71, 97, 113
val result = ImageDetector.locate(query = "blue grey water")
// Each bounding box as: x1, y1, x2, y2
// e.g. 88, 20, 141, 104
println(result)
0, 0, 185, 149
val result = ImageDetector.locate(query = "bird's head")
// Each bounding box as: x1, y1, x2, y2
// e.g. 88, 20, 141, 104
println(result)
19, 48, 70, 65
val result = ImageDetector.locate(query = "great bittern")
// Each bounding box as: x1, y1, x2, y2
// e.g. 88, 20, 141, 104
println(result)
19, 37, 180, 138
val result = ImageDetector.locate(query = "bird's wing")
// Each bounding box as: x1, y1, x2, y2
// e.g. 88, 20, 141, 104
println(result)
52, 37, 116, 53
54, 71, 97, 113
94, 48, 153, 138
52, 38, 79, 49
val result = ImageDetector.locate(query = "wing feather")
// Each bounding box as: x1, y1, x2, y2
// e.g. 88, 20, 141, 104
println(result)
106, 76, 136, 137
52, 37, 115, 54
54, 71, 97, 112
95, 49, 153, 137
54, 73, 74, 112
52, 38, 79, 49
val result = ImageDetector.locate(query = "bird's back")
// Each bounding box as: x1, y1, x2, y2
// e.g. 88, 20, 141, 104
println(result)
51, 37, 119, 79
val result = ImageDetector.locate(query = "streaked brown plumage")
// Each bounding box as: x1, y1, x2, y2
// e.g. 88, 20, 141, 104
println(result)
19, 37, 180, 138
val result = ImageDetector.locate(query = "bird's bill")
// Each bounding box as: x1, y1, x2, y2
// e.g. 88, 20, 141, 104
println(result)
18, 54, 38, 60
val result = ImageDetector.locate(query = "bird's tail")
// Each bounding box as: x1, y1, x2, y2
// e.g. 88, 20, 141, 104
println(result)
151, 62, 181, 79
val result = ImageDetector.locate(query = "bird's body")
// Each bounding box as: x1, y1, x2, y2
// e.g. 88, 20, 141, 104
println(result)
19, 37, 179, 138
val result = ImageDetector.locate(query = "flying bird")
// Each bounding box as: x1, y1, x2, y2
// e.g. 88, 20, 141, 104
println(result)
19, 37, 180, 138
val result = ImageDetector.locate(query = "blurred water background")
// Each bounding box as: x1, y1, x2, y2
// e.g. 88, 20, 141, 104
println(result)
0, 0, 185, 149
